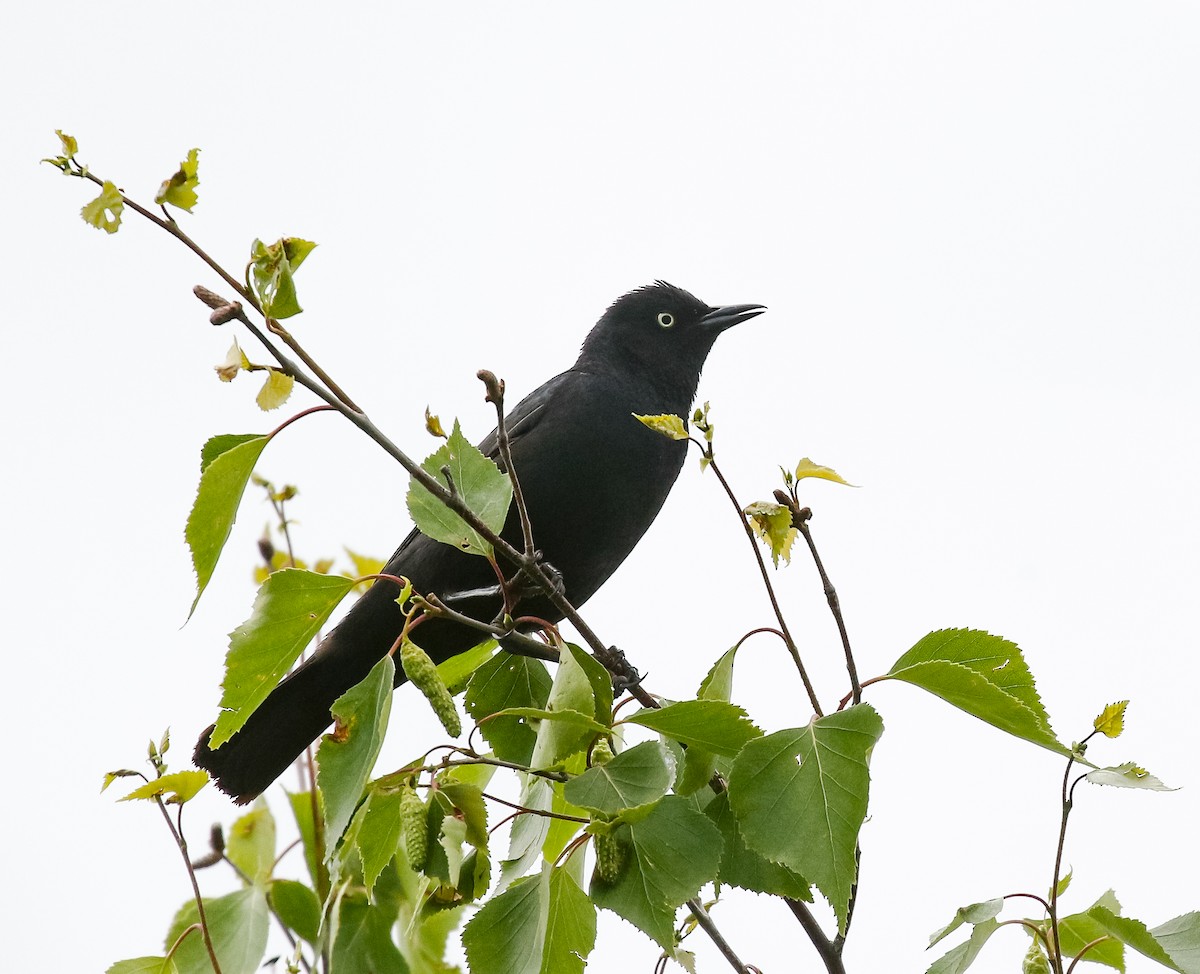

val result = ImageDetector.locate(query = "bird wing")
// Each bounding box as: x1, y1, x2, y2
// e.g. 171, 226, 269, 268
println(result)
477, 369, 578, 460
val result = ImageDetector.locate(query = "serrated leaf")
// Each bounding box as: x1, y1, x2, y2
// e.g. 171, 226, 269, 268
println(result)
743, 501, 798, 567
543, 865, 597, 974
1056, 889, 1125, 971
624, 700, 761, 757
1150, 912, 1200, 974
794, 457, 857, 486
705, 792, 811, 900
1085, 762, 1176, 791
678, 646, 743, 794
502, 776, 554, 888
529, 642, 600, 770
928, 898, 1004, 948
186, 433, 270, 616
886, 629, 1068, 757
165, 887, 269, 974
268, 879, 320, 944
155, 147, 200, 212
286, 790, 321, 888
249, 237, 316, 320
465, 652, 552, 765
727, 704, 884, 932
316, 655, 395, 858
491, 707, 610, 738
81, 179, 123, 233
332, 891, 408, 973
463, 873, 546, 974
119, 770, 208, 804
589, 797, 722, 949
439, 639, 497, 695
1093, 700, 1129, 739
255, 369, 294, 410
564, 741, 675, 814
406, 420, 513, 557
225, 799, 276, 884
355, 788, 402, 892
1088, 906, 1190, 973
440, 781, 490, 848
925, 918, 1000, 974
425, 407, 447, 438
208, 569, 355, 748
633, 413, 689, 440
105, 958, 178, 974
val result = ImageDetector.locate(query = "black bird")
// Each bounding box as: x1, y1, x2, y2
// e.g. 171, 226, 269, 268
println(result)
194, 282, 764, 802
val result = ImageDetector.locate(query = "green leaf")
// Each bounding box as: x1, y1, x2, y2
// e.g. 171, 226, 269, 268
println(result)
886, 629, 1068, 757
727, 704, 884, 932
56, 129, 78, 157
1085, 762, 1176, 791
332, 891, 408, 974
81, 179, 123, 233
928, 898, 1004, 948
502, 776, 553, 887
356, 788, 403, 893
317, 655, 395, 858
249, 237, 317, 319
925, 918, 1000, 974
1056, 890, 1125, 971
165, 887, 270, 974
491, 707, 610, 738
562, 643, 614, 728
529, 642, 600, 770
208, 569, 355, 748
563, 741, 675, 814
439, 639, 497, 694
106, 958, 177, 974
286, 789, 321, 889
119, 770, 208, 804
705, 792, 811, 900
465, 652, 553, 764
406, 420, 513, 557
633, 413, 689, 440
678, 646, 743, 794
1088, 906, 1192, 973
1150, 912, 1200, 974
186, 433, 270, 617
542, 752, 588, 862
154, 147, 200, 212
590, 797, 722, 950
624, 700, 761, 757
543, 866, 597, 974
463, 874, 546, 974
225, 799, 276, 884
268, 879, 320, 944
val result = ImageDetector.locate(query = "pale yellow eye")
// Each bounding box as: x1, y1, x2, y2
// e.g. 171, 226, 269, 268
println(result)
657, 312, 675, 328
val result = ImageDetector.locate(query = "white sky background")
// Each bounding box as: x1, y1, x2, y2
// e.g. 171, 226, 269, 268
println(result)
4, 3, 1198, 972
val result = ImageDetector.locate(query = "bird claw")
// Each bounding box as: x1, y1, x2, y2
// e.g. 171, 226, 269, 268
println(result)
605, 646, 644, 694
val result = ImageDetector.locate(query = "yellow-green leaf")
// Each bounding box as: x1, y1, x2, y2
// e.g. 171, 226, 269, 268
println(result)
634, 413, 689, 441
215, 339, 250, 382
425, 407, 447, 438
81, 180, 123, 233
255, 369, 294, 411
119, 770, 209, 804
743, 501, 798, 567
1094, 700, 1128, 739
155, 147, 200, 212
794, 458, 857, 487
56, 129, 78, 157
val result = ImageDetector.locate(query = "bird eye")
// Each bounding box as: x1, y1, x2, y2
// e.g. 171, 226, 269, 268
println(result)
657, 312, 675, 328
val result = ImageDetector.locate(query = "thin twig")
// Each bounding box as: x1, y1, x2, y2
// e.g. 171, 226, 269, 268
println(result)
685, 898, 753, 973
786, 899, 846, 974
154, 800, 223, 974
479, 369, 537, 560
707, 455, 822, 715
788, 501, 860, 705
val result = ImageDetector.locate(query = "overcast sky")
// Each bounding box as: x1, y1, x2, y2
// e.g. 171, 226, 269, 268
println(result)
5, 4, 1199, 973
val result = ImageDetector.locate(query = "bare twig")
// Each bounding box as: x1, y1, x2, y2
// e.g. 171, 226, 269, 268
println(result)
685, 898, 754, 973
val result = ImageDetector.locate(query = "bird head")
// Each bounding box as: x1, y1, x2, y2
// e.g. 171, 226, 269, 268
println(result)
577, 281, 765, 396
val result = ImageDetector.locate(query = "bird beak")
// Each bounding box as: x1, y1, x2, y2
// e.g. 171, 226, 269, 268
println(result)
700, 303, 766, 332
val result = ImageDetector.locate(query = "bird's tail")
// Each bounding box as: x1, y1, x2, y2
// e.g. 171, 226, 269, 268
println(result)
193, 645, 377, 804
